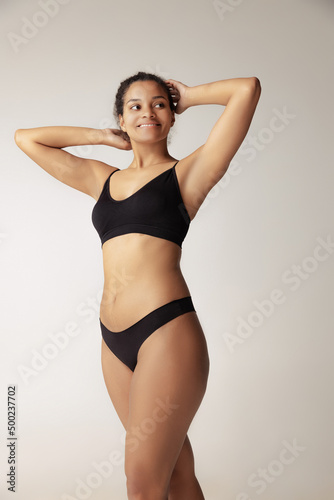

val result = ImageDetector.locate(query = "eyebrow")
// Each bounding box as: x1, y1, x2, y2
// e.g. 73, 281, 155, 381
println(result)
126, 95, 167, 104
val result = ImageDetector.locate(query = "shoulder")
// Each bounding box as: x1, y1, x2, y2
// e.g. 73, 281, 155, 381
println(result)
88, 160, 119, 201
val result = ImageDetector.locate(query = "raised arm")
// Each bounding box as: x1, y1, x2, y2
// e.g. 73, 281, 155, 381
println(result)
14, 126, 131, 199
166, 77, 261, 214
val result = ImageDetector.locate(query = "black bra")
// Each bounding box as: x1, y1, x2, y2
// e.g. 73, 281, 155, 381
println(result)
91, 161, 191, 248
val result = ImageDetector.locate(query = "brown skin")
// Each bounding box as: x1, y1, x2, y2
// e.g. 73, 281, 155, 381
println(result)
100, 81, 208, 500
15, 76, 261, 499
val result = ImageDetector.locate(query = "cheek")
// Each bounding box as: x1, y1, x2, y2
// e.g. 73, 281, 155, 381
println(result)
125, 113, 137, 126
121, 113, 133, 130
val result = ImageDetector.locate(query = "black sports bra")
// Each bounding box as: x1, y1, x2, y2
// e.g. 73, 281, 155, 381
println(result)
91, 161, 191, 248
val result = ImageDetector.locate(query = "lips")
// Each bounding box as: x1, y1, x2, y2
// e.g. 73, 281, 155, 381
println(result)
137, 123, 160, 127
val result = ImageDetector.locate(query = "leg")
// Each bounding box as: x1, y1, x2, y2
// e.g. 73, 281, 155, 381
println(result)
101, 337, 206, 499
124, 310, 209, 500
101, 337, 133, 427
168, 435, 205, 500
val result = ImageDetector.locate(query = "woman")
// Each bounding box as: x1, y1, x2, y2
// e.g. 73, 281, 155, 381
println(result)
15, 71, 261, 500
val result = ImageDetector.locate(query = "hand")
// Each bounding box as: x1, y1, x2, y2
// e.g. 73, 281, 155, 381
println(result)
102, 128, 132, 150
165, 79, 189, 115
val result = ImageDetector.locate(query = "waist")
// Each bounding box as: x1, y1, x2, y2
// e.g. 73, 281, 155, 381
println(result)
100, 270, 191, 331
101, 234, 187, 301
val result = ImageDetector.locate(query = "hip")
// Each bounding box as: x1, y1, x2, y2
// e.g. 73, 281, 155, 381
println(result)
100, 271, 191, 332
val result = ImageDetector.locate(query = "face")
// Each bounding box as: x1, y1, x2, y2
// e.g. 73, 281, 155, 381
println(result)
119, 80, 175, 143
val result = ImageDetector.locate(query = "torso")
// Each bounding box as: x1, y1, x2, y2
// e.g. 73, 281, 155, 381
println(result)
96, 159, 200, 332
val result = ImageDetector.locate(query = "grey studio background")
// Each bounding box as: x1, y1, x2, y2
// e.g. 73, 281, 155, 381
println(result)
1, 0, 333, 499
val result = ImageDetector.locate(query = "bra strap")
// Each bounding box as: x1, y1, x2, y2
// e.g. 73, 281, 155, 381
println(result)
110, 168, 120, 176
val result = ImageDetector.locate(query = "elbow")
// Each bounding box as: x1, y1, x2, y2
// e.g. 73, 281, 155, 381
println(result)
248, 77, 261, 94
14, 129, 24, 145
14, 129, 31, 148
240, 77, 261, 103
251, 76, 261, 87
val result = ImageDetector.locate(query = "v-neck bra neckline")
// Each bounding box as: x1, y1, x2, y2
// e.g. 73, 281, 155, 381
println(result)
107, 161, 179, 203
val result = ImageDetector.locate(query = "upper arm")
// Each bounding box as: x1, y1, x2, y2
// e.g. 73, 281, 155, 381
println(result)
179, 78, 261, 213
14, 131, 114, 200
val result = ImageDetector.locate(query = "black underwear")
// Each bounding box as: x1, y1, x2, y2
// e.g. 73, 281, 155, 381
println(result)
100, 296, 196, 371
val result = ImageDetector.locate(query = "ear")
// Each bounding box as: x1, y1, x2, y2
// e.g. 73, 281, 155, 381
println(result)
119, 114, 127, 133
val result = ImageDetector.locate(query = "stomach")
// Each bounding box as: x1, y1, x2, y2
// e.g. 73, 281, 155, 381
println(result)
99, 233, 191, 332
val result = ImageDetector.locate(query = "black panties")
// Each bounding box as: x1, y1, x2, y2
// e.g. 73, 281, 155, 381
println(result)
100, 296, 196, 371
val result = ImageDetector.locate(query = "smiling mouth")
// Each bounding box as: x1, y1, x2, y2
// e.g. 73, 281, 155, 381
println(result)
138, 123, 161, 127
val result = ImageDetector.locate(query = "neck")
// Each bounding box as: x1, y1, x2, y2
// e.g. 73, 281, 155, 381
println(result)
128, 139, 175, 170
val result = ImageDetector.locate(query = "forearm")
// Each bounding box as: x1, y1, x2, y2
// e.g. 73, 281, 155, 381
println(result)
186, 77, 260, 107
14, 126, 104, 148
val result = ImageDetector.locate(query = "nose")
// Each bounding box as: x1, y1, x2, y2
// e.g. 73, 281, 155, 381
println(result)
141, 105, 155, 118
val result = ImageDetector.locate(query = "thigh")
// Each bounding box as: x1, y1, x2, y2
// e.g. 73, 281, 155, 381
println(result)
101, 338, 133, 428
125, 311, 209, 481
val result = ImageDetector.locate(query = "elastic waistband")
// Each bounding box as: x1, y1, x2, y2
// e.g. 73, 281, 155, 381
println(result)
99, 295, 195, 334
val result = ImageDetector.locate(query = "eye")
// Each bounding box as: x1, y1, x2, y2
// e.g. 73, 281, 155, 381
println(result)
130, 104, 140, 110
155, 102, 165, 108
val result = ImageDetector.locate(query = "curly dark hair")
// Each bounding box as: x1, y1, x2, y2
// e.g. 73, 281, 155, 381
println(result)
113, 71, 175, 140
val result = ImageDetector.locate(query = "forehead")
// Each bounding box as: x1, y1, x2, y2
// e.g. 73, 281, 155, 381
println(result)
125, 80, 167, 100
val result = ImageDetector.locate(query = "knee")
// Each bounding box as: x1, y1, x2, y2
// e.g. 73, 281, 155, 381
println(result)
125, 462, 169, 500
170, 435, 195, 484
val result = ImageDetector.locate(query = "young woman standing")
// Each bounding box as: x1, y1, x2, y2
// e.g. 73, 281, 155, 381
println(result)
15, 71, 261, 499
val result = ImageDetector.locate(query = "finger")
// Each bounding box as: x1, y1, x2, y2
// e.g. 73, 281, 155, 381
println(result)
168, 87, 179, 97
165, 78, 178, 85
166, 83, 178, 92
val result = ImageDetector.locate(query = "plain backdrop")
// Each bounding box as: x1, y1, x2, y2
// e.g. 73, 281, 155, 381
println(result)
1, 0, 333, 499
